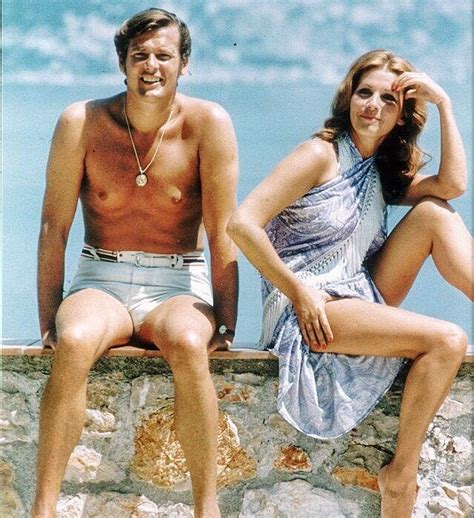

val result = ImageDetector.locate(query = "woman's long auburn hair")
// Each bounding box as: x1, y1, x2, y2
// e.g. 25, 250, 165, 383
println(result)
314, 50, 428, 203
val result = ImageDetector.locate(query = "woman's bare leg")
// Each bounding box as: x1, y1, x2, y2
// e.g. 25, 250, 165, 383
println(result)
344, 196, 473, 516
369, 196, 473, 305
319, 298, 467, 518
322, 194, 472, 516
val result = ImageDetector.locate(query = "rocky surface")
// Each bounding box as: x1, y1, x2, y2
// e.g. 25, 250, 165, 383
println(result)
0, 357, 472, 517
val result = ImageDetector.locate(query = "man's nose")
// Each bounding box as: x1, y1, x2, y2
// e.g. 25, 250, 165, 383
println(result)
144, 55, 159, 71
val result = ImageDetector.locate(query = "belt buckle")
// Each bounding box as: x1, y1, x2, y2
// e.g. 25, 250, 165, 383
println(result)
135, 253, 148, 267
169, 254, 184, 269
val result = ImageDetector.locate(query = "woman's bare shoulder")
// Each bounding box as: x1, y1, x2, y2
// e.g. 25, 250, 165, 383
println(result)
290, 137, 338, 186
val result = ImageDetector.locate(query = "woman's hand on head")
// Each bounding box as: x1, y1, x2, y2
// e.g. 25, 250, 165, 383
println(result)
393, 72, 450, 107
292, 284, 334, 351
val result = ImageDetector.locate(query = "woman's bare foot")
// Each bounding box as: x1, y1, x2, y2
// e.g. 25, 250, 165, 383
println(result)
378, 464, 417, 518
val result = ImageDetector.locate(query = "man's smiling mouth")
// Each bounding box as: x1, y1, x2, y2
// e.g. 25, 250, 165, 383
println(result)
142, 76, 162, 84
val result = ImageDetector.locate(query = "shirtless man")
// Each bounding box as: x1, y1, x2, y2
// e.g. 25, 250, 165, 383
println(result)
32, 8, 238, 518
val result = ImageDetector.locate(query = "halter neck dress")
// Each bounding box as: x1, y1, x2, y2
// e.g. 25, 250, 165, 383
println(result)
261, 132, 404, 439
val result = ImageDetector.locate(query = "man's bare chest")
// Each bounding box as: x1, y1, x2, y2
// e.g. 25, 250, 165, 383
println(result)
82, 133, 201, 213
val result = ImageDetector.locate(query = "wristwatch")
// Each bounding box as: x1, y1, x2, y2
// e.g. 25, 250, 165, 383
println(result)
218, 324, 235, 337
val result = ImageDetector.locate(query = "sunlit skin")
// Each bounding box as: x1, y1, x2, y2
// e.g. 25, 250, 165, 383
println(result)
228, 61, 471, 518
349, 68, 404, 157
32, 24, 238, 518
123, 26, 187, 103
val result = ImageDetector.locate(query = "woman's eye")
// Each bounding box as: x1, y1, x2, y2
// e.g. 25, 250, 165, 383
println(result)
382, 94, 397, 103
356, 88, 372, 97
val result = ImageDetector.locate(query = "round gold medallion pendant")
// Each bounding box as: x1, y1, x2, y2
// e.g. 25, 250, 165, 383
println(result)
135, 173, 148, 187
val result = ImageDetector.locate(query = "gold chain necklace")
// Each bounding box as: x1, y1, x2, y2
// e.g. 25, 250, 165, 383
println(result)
123, 104, 174, 187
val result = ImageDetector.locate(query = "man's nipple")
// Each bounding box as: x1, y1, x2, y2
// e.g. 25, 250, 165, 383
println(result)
169, 186, 183, 204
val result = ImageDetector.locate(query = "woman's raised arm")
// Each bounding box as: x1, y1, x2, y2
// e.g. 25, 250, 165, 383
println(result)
397, 72, 467, 204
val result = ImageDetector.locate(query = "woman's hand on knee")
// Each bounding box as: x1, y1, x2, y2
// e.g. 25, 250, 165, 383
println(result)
292, 285, 334, 351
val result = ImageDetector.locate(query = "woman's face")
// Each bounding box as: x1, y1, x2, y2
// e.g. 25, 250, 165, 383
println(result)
349, 67, 404, 152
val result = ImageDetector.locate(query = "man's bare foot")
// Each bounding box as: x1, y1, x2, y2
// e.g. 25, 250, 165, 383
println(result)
193, 500, 221, 518
30, 501, 56, 518
378, 464, 417, 518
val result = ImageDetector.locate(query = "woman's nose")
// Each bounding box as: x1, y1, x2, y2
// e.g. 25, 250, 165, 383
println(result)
366, 94, 382, 110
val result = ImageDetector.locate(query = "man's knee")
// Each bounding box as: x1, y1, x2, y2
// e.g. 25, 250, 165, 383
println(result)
55, 325, 103, 371
160, 329, 209, 371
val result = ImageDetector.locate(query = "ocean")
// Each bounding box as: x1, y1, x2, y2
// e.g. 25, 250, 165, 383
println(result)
2, 81, 472, 344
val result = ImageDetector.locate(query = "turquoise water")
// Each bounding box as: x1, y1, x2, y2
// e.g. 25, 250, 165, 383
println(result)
2, 82, 472, 343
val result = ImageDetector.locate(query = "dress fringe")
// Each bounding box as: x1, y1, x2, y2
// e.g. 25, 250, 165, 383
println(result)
260, 169, 385, 347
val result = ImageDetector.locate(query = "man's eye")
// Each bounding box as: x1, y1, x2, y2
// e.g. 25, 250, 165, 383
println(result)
133, 53, 147, 60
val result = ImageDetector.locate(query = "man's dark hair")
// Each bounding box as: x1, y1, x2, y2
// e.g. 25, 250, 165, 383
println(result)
114, 8, 192, 70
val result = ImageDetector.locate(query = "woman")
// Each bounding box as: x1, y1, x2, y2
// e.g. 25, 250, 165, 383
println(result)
228, 50, 472, 517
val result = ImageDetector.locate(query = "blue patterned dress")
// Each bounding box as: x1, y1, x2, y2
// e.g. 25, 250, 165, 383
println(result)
261, 133, 404, 439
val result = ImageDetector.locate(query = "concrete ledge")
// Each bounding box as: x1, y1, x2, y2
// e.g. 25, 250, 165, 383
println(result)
0, 340, 277, 360
1, 340, 472, 516
1, 339, 472, 361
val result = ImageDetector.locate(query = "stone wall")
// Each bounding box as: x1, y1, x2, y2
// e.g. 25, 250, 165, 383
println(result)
1, 355, 472, 517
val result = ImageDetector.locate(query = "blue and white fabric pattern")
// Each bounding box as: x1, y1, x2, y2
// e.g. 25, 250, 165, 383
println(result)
261, 132, 404, 439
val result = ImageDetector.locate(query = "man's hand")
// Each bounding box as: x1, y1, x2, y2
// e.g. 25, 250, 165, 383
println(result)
42, 329, 57, 349
208, 332, 233, 353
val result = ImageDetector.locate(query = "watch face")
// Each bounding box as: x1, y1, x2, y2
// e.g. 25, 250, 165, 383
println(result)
218, 325, 235, 337
218, 325, 227, 335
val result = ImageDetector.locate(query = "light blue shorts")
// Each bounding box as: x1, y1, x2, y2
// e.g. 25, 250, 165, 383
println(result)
67, 245, 213, 332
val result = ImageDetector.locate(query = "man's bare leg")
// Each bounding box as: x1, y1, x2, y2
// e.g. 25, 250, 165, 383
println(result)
139, 295, 219, 518
31, 289, 133, 518
318, 299, 467, 518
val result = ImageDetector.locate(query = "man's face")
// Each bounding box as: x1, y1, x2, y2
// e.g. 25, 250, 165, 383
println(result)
124, 25, 187, 99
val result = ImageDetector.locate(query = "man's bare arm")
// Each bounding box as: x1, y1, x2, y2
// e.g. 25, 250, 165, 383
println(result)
200, 103, 239, 348
37, 102, 87, 344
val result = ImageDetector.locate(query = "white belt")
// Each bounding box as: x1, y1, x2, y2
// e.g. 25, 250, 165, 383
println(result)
117, 251, 184, 268
81, 244, 206, 269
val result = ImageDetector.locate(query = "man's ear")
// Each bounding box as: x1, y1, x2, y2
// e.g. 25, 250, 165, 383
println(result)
397, 117, 405, 126
179, 58, 189, 76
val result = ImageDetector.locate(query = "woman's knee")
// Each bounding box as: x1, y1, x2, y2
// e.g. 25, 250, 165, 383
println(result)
411, 196, 455, 226
433, 322, 468, 364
